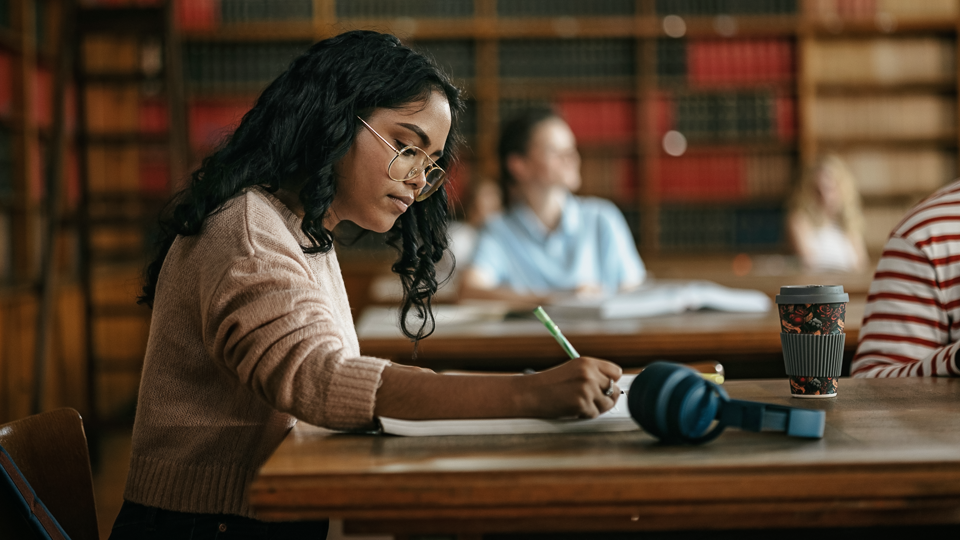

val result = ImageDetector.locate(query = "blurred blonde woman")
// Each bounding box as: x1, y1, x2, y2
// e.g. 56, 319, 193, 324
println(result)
786, 154, 868, 272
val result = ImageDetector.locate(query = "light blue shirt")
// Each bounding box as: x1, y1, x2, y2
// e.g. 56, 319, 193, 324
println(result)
469, 194, 646, 294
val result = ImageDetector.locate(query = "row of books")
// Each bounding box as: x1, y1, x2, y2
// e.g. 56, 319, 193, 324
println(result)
655, 0, 798, 16
809, 38, 955, 85
183, 41, 310, 93
336, 0, 472, 19
497, 0, 635, 17
410, 40, 475, 81
659, 205, 783, 250
656, 152, 793, 202
86, 144, 169, 194
862, 201, 919, 252
0, 58, 76, 132
579, 155, 636, 203
657, 38, 794, 87
185, 39, 636, 86
557, 96, 635, 144
83, 34, 164, 78
656, 92, 795, 142
842, 149, 955, 198
812, 95, 956, 140
499, 39, 635, 79
188, 99, 251, 151
221, 0, 312, 23
812, 0, 958, 21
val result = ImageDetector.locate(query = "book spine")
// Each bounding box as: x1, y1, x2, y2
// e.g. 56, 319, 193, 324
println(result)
0, 50, 11, 118
176, 0, 220, 31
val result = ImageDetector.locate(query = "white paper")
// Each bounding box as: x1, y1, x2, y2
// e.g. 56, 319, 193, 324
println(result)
379, 375, 638, 437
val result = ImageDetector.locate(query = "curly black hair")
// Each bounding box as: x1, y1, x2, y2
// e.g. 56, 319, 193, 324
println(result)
139, 30, 465, 341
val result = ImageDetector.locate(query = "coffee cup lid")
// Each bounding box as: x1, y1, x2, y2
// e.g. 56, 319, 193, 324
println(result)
775, 285, 849, 305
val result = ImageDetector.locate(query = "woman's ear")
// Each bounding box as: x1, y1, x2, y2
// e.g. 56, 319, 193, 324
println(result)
506, 153, 530, 184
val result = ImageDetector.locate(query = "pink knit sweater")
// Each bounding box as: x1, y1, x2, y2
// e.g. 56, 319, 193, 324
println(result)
123, 187, 390, 517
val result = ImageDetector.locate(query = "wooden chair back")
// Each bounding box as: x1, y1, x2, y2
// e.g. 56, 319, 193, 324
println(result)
0, 408, 100, 540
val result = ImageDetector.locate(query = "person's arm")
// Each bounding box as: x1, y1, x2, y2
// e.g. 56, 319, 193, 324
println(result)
851, 235, 960, 377
375, 356, 623, 420
596, 200, 645, 291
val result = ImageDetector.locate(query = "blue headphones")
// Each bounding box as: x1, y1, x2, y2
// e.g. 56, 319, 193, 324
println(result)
627, 362, 825, 444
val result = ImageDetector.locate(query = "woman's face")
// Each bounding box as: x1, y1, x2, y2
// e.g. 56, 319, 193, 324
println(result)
512, 117, 581, 192
329, 91, 452, 233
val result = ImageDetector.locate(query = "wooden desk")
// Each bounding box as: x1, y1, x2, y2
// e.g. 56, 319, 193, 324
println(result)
249, 378, 960, 536
356, 299, 865, 379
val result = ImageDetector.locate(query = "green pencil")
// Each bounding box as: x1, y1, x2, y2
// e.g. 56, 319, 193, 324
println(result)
533, 306, 580, 359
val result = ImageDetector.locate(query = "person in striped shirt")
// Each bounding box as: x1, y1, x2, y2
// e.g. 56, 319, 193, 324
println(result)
851, 180, 960, 377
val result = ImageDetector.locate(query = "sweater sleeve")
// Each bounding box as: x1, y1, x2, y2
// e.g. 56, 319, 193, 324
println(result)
851, 235, 960, 377
201, 250, 390, 430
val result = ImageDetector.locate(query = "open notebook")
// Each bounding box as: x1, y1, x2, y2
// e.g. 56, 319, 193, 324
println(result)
379, 375, 638, 437
541, 279, 771, 320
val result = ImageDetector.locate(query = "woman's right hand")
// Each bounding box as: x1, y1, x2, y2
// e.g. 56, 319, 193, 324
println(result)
514, 357, 622, 419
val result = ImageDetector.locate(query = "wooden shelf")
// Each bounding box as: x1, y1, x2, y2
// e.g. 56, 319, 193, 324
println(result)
815, 136, 958, 149
815, 81, 957, 95
809, 18, 959, 36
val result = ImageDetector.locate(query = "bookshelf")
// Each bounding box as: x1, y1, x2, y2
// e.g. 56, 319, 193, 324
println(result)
0, 0, 88, 425
802, 0, 960, 252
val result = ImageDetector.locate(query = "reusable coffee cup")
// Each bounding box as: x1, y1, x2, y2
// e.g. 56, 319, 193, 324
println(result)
775, 285, 849, 398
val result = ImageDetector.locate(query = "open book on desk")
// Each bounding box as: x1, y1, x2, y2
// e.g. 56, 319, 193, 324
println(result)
379, 375, 638, 437
541, 279, 771, 320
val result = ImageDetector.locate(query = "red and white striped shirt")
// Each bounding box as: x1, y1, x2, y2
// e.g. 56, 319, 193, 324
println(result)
852, 180, 960, 377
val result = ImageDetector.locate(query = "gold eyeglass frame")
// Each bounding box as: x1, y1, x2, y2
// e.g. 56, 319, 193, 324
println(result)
357, 116, 446, 202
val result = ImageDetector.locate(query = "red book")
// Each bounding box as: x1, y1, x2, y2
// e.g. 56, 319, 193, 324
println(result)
650, 92, 674, 136
0, 51, 11, 118
30, 143, 43, 203
175, 0, 218, 31
139, 147, 170, 194
445, 159, 471, 211
658, 153, 744, 202
687, 41, 709, 86
32, 67, 53, 128
66, 147, 80, 208
556, 95, 635, 144
188, 99, 251, 152
139, 98, 169, 134
776, 94, 795, 141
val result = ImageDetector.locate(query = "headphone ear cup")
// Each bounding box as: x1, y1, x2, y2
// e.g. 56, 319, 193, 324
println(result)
668, 374, 716, 440
628, 362, 730, 445
628, 362, 700, 442
628, 362, 680, 440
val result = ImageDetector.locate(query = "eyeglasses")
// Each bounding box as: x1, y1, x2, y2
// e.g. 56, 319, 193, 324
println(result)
357, 116, 447, 202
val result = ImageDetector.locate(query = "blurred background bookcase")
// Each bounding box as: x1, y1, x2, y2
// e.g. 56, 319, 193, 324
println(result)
3, 0, 960, 433
174, 0, 960, 258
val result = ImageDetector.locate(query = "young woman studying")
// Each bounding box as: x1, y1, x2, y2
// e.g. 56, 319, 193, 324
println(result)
108, 31, 622, 540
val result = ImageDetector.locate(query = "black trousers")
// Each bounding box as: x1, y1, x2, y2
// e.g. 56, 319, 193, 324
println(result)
108, 500, 328, 540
